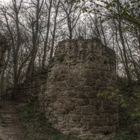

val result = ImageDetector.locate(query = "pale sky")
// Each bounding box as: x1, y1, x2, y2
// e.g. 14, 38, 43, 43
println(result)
0, 0, 11, 5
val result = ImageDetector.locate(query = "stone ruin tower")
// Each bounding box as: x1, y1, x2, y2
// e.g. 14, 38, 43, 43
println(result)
44, 39, 118, 140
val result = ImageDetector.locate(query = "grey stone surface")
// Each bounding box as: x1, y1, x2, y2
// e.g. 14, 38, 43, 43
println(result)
43, 39, 118, 139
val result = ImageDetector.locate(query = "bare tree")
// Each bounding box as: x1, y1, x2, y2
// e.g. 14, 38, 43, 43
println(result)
42, 0, 53, 68
26, 0, 44, 77
60, 0, 84, 39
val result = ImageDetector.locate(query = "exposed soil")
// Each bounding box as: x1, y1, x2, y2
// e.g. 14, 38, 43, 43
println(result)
0, 101, 24, 140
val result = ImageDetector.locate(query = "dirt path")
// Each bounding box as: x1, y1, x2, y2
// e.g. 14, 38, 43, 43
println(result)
0, 101, 24, 140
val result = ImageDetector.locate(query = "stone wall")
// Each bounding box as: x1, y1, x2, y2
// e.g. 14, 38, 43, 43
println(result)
43, 39, 118, 140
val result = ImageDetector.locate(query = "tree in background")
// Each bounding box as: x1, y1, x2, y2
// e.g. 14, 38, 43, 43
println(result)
0, 0, 140, 91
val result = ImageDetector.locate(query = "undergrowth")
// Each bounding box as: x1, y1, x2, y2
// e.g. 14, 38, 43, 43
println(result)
17, 99, 80, 140
17, 79, 140, 140
113, 79, 140, 140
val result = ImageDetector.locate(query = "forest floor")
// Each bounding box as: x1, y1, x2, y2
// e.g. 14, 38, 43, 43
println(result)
0, 99, 79, 140
0, 101, 24, 140
17, 101, 79, 140
0, 80, 140, 140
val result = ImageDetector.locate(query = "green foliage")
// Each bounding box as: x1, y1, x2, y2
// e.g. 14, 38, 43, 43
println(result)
17, 100, 80, 140
105, 0, 140, 27
97, 90, 118, 100
113, 131, 138, 140
113, 79, 140, 140
84, 0, 140, 27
